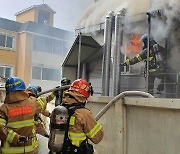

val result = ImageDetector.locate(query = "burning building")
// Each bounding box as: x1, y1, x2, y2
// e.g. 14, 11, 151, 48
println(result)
62, 0, 180, 98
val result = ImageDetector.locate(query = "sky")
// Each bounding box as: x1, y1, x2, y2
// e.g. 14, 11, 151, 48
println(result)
0, 0, 94, 32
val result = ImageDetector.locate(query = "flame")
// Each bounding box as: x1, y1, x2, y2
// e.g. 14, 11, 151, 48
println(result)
127, 34, 143, 55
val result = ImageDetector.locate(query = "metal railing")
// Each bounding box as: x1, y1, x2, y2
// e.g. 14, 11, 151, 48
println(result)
120, 72, 180, 98
75, 22, 105, 35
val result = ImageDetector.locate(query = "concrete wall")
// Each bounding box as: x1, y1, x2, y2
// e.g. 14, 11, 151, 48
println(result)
87, 96, 180, 154
17, 32, 32, 84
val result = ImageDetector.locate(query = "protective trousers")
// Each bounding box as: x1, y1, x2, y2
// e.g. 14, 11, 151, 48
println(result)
148, 70, 165, 95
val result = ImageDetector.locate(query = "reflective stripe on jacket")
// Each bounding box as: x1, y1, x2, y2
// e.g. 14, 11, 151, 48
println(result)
68, 108, 103, 147
1, 136, 38, 154
0, 91, 50, 154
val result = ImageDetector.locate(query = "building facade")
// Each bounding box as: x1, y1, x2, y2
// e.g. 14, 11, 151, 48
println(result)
62, 3, 180, 98
0, 4, 75, 91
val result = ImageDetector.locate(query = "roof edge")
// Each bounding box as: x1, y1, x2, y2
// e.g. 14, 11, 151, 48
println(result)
15, 4, 56, 16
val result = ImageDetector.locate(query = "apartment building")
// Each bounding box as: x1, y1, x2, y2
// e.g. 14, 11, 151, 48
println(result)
0, 4, 75, 90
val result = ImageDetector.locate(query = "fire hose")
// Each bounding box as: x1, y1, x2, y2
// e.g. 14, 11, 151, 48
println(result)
95, 91, 154, 121
37, 85, 70, 97
37, 88, 154, 121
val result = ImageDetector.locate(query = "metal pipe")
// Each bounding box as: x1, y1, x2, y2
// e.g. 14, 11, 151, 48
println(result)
102, 11, 114, 96
95, 91, 154, 121
176, 73, 179, 98
77, 33, 82, 78
37, 85, 70, 96
101, 46, 106, 95
112, 12, 120, 96
146, 12, 151, 93
112, 9, 126, 96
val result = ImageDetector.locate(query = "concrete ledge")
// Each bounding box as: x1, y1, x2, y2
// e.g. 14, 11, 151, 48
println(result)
124, 97, 180, 110
87, 96, 113, 104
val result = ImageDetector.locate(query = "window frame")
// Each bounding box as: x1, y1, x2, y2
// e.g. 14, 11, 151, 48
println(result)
32, 66, 61, 81
0, 65, 13, 78
0, 33, 15, 50
38, 9, 50, 25
32, 34, 70, 55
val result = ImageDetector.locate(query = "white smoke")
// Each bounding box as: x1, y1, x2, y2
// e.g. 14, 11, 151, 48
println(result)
77, 0, 180, 38
77, 0, 150, 29
77, 0, 180, 71
157, 0, 180, 72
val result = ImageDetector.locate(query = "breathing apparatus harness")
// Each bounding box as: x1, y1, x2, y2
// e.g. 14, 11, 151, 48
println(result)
60, 103, 94, 154
143, 43, 164, 78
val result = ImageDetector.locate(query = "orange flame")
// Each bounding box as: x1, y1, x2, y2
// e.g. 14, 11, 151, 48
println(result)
127, 34, 142, 55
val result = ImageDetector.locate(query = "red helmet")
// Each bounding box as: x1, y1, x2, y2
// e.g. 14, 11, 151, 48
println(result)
69, 79, 90, 98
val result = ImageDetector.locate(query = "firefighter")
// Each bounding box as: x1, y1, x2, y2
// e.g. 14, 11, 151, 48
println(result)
0, 77, 52, 154
55, 78, 71, 106
56, 79, 103, 154
26, 84, 54, 138
61, 78, 71, 86
121, 34, 166, 95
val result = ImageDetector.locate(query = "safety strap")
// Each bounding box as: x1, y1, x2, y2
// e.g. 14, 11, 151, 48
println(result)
62, 103, 86, 151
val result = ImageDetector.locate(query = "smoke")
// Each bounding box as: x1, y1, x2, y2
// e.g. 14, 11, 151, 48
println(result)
77, 0, 150, 28
154, 0, 180, 72
77, 0, 180, 72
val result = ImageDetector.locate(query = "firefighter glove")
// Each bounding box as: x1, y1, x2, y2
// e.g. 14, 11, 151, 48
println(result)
120, 62, 127, 68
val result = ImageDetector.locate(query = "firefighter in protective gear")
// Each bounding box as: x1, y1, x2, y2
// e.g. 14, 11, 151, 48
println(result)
121, 34, 166, 95
26, 84, 54, 138
0, 77, 51, 154
59, 79, 104, 154
61, 78, 71, 86
55, 78, 71, 107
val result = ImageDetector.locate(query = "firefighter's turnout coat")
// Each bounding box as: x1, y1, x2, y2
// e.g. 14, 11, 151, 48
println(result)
64, 91, 104, 148
0, 91, 53, 154
26, 89, 54, 136
125, 41, 166, 73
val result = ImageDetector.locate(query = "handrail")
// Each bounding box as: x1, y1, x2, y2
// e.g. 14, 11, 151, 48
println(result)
95, 91, 154, 121
119, 72, 180, 98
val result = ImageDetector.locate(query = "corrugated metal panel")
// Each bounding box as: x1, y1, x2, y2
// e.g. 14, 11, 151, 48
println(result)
88, 59, 103, 96
88, 55, 114, 96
